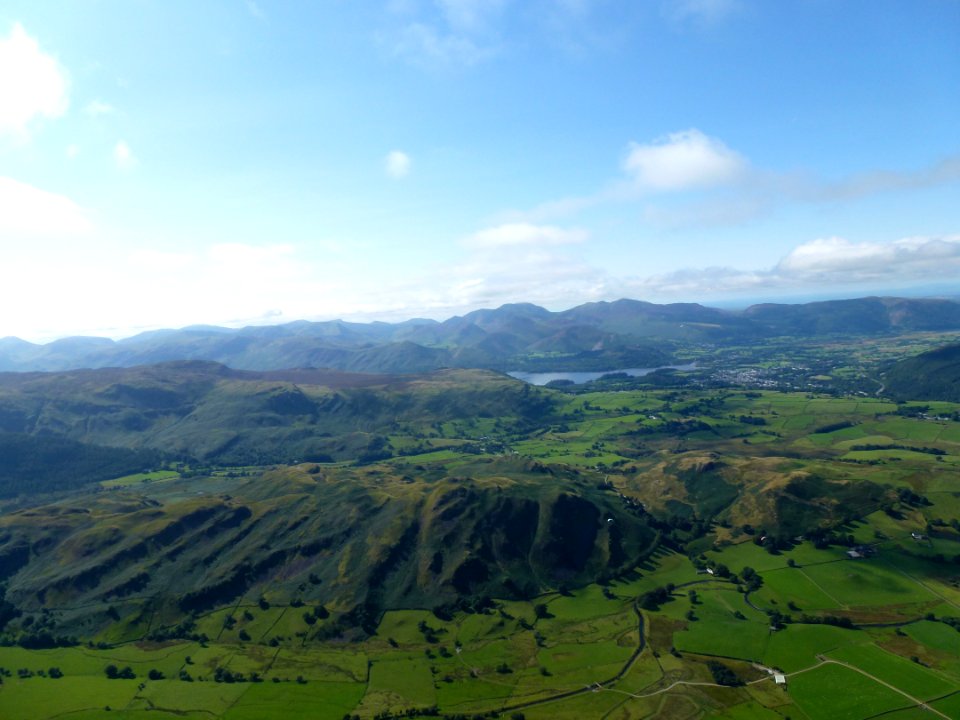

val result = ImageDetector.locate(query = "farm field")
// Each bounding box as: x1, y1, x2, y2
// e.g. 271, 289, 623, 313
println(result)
2, 381, 960, 719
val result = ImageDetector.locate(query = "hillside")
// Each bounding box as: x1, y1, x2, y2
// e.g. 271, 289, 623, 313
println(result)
884, 343, 960, 402
0, 458, 658, 637
1, 362, 959, 719
0, 363, 555, 485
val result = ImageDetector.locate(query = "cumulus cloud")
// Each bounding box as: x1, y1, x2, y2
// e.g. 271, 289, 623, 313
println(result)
384, 150, 412, 178
776, 235, 960, 282
623, 235, 960, 299
0, 176, 92, 236
0, 23, 69, 138
513, 127, 959, 232
623, 129, 746, 191
462, 222, 588, 249
114, 140, 136, 169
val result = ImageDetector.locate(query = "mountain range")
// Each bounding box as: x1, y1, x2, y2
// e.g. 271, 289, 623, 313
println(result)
4, 296, 960, 374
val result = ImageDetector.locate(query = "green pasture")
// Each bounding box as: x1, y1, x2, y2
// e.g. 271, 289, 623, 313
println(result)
788, 663, 908, 720
101, 470, 180, 488
0, 677, 143, 720
132, 681, 251, 716
798, 557, 937, 612
704, 700, 788, 720
754, 565, 850, 612
762, 623, 862, 672
362, 655, 437, 710
904, 620, 960, 656
931, 692, 960, 718
671, 586, 771, 661
223, 682, 366, 720
826, 642, 957, 700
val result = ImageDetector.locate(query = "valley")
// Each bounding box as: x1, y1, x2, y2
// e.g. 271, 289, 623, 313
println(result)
1, 325, 959, 719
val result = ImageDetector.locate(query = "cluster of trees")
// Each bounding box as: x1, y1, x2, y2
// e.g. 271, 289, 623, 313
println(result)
104, 664, 136, 679
639, 585, 675, 611
0, 433, 161, 498
850, 443, 945, 456
706, 661, 743, 687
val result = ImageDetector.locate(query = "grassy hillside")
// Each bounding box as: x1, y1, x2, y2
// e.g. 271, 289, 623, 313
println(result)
0, 363, 555, 468
884, 344, 960, 402
0, 457, 658, 639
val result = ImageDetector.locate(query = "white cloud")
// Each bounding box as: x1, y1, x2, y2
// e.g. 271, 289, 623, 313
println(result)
114, 140, 136, 169
0, 241, 335, 341
4, 228, 958, 343
513, 129, 959, 232
84, 100, 114, 116
66, 144, 80, 159
621, 234, 960, 300
462, 222, 588, 249
0, 176, 92, 236
384, 150, 412, 178
776, 235, 960, 281
623, 129, 746, 191
246, 0, 265, 19
0, 23, 69, 138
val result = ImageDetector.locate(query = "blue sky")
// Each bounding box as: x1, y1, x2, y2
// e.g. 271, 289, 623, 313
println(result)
1, 0, 958, 341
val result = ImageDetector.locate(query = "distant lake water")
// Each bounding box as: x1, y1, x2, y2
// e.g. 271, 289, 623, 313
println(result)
507, 363, 696, 386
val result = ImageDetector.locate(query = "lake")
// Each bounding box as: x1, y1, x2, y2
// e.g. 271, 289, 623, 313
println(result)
507, 363, 696, 386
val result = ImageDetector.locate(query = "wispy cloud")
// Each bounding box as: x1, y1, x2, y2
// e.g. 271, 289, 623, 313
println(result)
437, 0, 508, 32
462, 222, 587, 249
512, 129, 960, 230
662, 0, 741, 27
797, 155, 960, 204
384, 150, 412, 179
384, 0, 509, 67
246, 0, 265, 20
0, 23, 69, 138
114, 140, 136, 169
390, 21, 495, 66
84, 100, 115, 116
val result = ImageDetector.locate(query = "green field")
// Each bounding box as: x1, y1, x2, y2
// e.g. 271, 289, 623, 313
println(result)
3, 380, 960, 719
